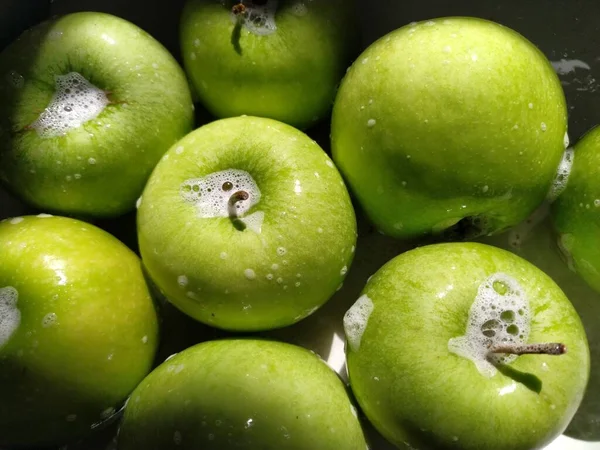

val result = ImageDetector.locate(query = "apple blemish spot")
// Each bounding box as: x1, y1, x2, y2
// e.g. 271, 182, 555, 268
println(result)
343, 295, 375, 352
181, 169, 261, 225
31, 72, 109, 138
547, 147, 574, 202
0, 286, 21, 349
231, 0, 278, 36
448, 273, 530, 377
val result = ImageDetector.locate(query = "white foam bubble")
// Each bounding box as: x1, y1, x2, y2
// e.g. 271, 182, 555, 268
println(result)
547, 147, 574, 202
367, 119, 376, 128
343, 295, 374, 352
31, 72, 109, 138
9, 217, 24, 225
564, 131, 570, 149
181, 169, 261, 219
277, 247, 287, 256
240, 211, 264, 234
0, 287, 20, 348
231, 0, 278, 36
448, 273, 530, 377
177, 275, 188, 287
340, 266, 348, 276
42, 312, 57, 328
244, 269, 256, 280
291, 2, 307, 15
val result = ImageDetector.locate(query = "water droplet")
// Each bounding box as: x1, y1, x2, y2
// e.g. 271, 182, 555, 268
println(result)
367, 119, 376, 128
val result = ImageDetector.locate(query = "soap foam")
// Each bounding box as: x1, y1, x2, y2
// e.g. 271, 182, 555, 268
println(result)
448, 273, 530, 378
32, 72, 109, 138
230, 0, 278, 36
0, 286, 21, 349
343, 295, 374, 352
181, 169, 261, 219
547, 147, 574, 202
240, 211, 265, 234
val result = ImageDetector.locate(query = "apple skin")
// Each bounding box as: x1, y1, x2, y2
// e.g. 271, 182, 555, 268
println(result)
551, 125, 600, 293
331, 17, 567, 239
137, 116, 357, 331
345, 242, 589, 450
0, 215, 159, 448
0, 12, 194, 218
118, 339, 368, 450
179, 0, 359, 130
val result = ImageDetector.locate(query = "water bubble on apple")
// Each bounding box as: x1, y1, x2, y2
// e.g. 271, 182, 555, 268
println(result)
42, 312, 57, 327
0, 286, 21, 348
180, 169, 261, 218
448, 272, 530, 376
343, 294, 375, 352
31, 72, 109, 138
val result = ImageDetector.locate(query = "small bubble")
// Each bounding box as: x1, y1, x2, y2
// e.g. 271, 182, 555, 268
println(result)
276, 277, 283, 284
142, 335, 148, 344
528, 103, 534, 109
220, 252, 228, 259
541, 122, 547, 132
88, 157, 97, 165
244, 269, 256, 280
266, 273, 274, 280
177, 275, 188, 287
277, 247, 287, 256
340, 266, 348, 276
175, 146, 184, 154
367, 119, 376, 128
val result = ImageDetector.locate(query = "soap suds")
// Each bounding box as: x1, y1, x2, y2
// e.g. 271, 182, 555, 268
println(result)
343, 295, 374, 352
448, 273, 530, 377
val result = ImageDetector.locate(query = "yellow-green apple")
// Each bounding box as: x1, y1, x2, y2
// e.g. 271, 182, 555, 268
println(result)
179, 0, 359, 129
331, 17, 568, 240
137, 116, 357, 331
344, 242, 589, 450
0, 12, 194, 218
117, 339, 368, 449
0, 215, 159, 448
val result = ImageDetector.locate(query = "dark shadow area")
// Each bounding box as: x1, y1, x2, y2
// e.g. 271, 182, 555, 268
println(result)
496, 363, 543, 394
231, 20, 243, 55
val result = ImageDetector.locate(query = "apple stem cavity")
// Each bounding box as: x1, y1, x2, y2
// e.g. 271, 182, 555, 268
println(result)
488, 343, 567, 357
228, 190, 250, 231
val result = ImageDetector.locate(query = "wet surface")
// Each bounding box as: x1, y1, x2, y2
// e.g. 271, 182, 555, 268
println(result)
1, 1, 600, 449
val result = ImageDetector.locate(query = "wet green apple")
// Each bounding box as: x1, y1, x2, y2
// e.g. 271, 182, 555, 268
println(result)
0, 215, 159, 448
551, 125, 600, 293
480, 208, 600, 441
0, 12, 193, 218
331, 17, 567, 239
179, 0, 358, 129
118, 339, 367, 450
137, 116, 357, 331
344, 242, 589, 450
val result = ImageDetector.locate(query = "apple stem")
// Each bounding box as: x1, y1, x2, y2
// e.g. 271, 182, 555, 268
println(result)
488, 343, 567, 357
228, 190, 249, 231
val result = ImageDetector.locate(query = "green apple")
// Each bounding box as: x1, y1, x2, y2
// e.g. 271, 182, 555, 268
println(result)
0, 214, 159, 448
480, 209, 600, 441
551, 125, 600, 293
331, 17, 568, 240
344, 242, 589, 450
179, 0, 359, 130
118, 338, 368, 450
0, 11, 194, 218
137, 115, 357, 331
